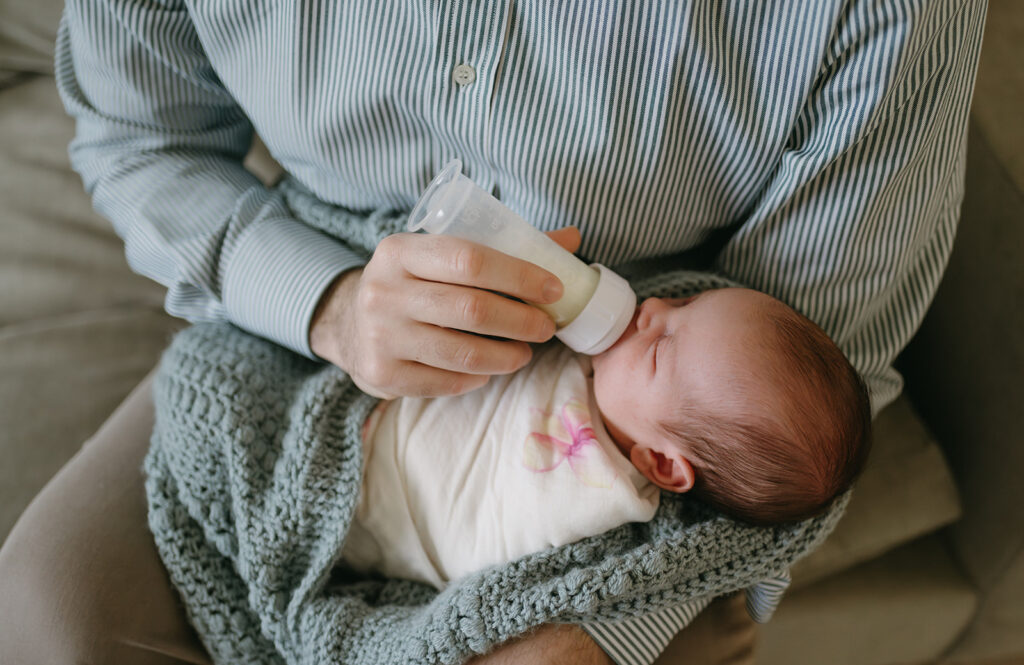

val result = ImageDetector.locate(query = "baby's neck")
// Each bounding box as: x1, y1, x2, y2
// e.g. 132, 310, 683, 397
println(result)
587, 361, 633, 459
592, 397, 634, 460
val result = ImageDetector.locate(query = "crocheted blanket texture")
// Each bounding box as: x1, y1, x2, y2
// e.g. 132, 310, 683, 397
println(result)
144, 180, 848, 664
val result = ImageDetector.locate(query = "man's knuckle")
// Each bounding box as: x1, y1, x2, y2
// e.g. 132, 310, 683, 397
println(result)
458, 295, 489, 327
375, 233, 402, 259
453, 246, 485, 280
364, 324, 387, 347
358, 281, 387, 310
455, 343, 484, 372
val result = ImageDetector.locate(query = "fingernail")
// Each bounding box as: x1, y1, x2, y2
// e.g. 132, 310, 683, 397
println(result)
540, 318, 556, 340
543, 279, 563, 302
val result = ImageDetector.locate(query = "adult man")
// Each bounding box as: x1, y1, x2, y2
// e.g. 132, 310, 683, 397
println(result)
0, 1, 985, 663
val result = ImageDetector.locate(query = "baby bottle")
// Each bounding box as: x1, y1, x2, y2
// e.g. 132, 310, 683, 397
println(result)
407, 159, 636, 355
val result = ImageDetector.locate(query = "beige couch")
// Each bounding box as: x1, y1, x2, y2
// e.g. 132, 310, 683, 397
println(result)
1, 2, 1020, 664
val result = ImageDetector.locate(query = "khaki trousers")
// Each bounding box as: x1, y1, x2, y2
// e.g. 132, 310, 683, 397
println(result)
0, 374, 755, 665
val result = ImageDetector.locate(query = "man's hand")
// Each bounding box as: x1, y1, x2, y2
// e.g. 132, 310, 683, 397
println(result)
310, 227, 582, 399
465, 624, 613, 665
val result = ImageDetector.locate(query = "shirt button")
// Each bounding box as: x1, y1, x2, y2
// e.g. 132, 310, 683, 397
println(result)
452, 63, 477, 86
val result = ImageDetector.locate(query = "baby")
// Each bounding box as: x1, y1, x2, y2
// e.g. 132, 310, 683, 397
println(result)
340, 287, 872, 588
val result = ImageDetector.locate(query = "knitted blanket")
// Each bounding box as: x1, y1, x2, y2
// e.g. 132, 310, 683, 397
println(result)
144, 179, 849, 665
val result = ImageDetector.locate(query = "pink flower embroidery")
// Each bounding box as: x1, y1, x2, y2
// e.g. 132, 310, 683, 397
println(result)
522, 398, 616, 489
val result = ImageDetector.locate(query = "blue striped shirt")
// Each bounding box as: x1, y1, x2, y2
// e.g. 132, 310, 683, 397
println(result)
55, 0, 985, 663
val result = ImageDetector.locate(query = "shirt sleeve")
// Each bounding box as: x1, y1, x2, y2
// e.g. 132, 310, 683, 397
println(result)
54, 0, 366, 358
713, 0, 987, 414
744, 571, 792, 624
581, 598, 713, 665
579, 570, 791, 665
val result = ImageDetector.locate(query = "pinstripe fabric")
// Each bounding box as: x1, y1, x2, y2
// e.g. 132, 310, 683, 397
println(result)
582, 568, 786, 665
580, 570, 788, 664
585, 598, 714, 665
745, 570, 791, 623
55, 1, 985, 663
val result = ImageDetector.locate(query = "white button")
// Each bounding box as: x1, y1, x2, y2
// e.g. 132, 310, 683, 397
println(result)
452, 63, 476, 86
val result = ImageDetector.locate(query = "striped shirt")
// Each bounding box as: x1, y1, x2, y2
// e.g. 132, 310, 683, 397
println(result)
55, 0, 985, 663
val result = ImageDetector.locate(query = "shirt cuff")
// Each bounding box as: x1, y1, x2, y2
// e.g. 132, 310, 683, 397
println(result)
581, 570, 792, 665
581, 598, 712, 665
745, 570, 791, 623
222, 215, 366, 358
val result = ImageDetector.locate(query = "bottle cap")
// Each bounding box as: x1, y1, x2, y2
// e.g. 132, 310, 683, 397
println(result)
556, 264, 636, 355
407, 159, 465, 234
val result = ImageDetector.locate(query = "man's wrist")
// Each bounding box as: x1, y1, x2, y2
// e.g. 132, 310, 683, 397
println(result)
309, 267, 362, 365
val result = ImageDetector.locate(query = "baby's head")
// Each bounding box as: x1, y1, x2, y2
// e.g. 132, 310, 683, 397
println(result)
591, 288, 871, 525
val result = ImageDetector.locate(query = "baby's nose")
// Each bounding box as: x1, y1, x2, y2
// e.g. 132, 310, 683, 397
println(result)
636, 297, 668, 330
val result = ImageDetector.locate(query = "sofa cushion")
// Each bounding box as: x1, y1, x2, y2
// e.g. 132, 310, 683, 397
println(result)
0, 310, 182, 540
760, 535, 976, 665
0, 74, 183, 543
0, 76, 172, 325
970, 0, 1024, 191
0, 0, 63, 77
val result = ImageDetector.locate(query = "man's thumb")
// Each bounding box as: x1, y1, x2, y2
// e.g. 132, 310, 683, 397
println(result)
544, 226, 582, 254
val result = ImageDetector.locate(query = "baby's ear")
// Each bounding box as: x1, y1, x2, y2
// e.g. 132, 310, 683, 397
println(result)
630, 444, 695, 493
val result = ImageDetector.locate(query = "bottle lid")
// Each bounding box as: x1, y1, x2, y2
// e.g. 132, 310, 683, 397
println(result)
556, 264, 637, 355
407, 159, 464, 234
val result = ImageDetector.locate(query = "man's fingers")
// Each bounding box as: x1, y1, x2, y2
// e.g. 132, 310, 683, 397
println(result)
363, 362, 492, 399
381, 233, 564, 304
405, 323, 534, 376
408, 282, 556, 342
336, 229, 585, 398
545, 226, 581, 253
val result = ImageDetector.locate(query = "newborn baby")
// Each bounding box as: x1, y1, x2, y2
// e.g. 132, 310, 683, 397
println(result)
340, 287, 872, 588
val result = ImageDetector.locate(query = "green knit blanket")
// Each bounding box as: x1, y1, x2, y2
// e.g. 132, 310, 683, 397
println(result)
144, 180, 848, 664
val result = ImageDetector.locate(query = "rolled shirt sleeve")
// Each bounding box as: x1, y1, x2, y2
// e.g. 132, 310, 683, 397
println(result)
55, 0, 364, 357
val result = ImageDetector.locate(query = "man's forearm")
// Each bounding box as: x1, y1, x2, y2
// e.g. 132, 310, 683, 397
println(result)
466, 624, 613, 665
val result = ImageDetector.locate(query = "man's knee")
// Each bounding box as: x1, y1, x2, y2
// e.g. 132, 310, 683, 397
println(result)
0, 505, 111, 664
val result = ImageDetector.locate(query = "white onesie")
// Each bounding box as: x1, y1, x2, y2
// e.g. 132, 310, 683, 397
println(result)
340, 343, 660, 589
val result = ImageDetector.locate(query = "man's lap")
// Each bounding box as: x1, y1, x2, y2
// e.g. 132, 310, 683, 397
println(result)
0, 373, 755, 665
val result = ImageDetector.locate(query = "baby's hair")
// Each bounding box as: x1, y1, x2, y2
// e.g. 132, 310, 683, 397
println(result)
661, 298, 872, 525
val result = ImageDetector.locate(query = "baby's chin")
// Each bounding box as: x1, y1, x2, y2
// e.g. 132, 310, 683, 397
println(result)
589, 347, 612, 374
592, 310, 640, 364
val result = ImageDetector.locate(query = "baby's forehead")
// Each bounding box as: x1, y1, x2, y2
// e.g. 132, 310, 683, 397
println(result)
697, 290, 807, 368
679, 288, 789, 331
699, 286, 783, 309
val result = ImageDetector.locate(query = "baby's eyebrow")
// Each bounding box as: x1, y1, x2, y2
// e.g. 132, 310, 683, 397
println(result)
678, 292, 704, 307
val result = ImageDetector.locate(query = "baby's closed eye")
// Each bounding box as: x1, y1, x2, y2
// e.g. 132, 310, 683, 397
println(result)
652, 335, 667, 374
